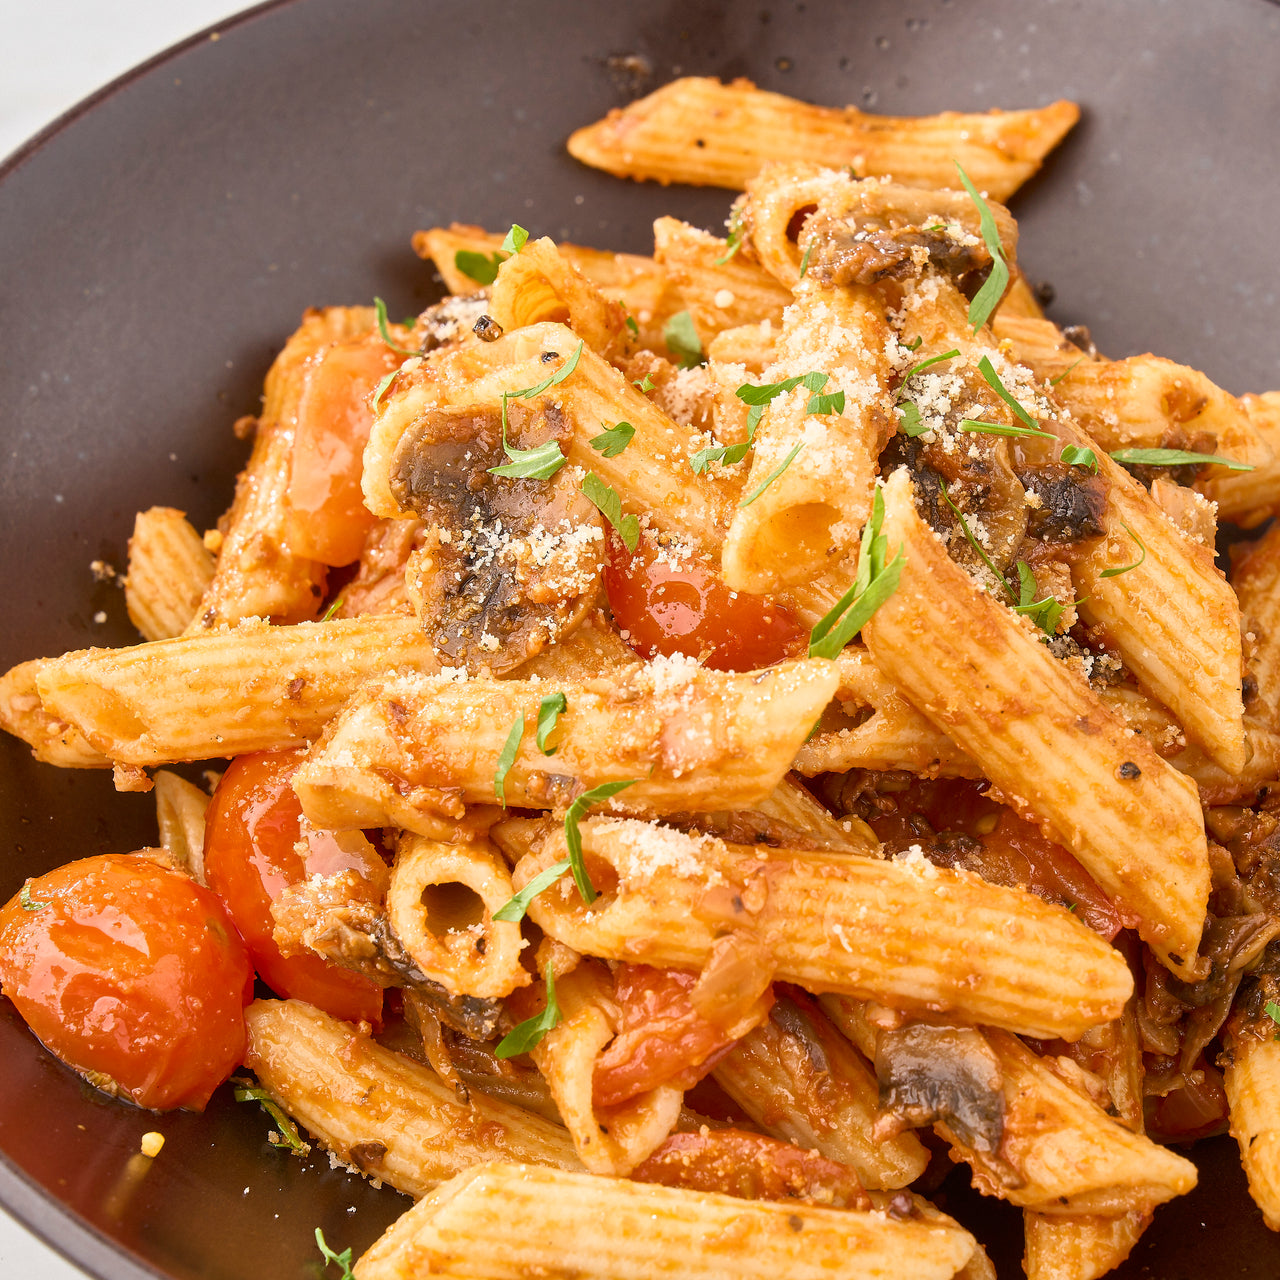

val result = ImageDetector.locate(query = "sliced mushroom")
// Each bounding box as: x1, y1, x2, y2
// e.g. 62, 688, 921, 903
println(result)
1017, 463, 1108, 544
874, 1022, 1006, 1153
389, 400, 606, 673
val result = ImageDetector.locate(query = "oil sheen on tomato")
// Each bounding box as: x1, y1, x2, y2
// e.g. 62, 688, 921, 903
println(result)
603, 530, 805, 671
203, 749, 384, 1024
0, 853, 254, 1110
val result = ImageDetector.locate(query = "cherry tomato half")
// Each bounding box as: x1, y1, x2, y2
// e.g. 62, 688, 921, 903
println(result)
284, 333, 397, 566
603, 531, 805, 671
203, 749, 384, 1025
0, 853, 253, 1110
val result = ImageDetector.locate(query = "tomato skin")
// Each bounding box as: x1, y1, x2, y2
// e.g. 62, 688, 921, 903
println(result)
603, 531, 806, 672
203, 750, 384, 1025
0, 853, 253, 1111
285, 334, 396, 566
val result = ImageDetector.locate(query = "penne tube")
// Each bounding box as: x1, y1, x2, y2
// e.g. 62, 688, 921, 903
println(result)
385, 836, 528, 999
152, 769, 211, 884
354, 1161, 978, 1280
242, 999, 581, 1198
997, 270, 1047, 321
0, 658, 110, 767
712, 990, 929, 1190
720, 281, 893, 593
1230, 521, 1280, 722
707, 321, 777, 376
508, 818, 1132, 1041
1224, 1029, 1280, 1230
527, 960, 683, 1176
123, 507, 216, 641
292, 657, 837, 833
25, 616, 437, 766
863, 467, 1210, 978
1022, 1208, 1153, 1280
192, 308, 367, 629
566, 76, 1078, 201
1200, 390, 1280, 526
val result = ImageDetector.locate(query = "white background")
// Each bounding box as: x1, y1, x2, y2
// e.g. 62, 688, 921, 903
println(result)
0, 15, 256, 1280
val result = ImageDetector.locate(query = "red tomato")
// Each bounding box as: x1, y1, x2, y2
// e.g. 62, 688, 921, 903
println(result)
0, 853, 253, 1110
203, 750, 384, 1024
603, 531, 805, 671
284, 333, 397, 566
592, 964, 769, 1107
1147, 1059, 1229, 1142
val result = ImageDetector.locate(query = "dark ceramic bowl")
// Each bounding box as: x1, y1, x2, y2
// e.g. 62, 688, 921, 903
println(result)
2, 2, 1278, 1277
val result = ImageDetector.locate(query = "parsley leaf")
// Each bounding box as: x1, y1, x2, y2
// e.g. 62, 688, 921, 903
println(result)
1011, 560, 1065, 636
564, 779, 638, 903
536, 692, 568, 755
315, 1229, 355, 1280
900, 348, 960, 387
954, 162, 1010, 331
976, 355, 1039, 429
898, 401, 928, 437
904, 336, 924, 352
1099, 520, 1148, 578
454, 249, 504, 286
581, 472, 640, 551
488, 341, 584, 479
321, 594, 345, 622
1050, 357, 1084, 386
715, 207, 745, 266
371, 368, 399, 410
625, 315, 640, 337
798, 243, 814, 278
633, 374, 655, 393
664, 310, 704, 368
939, 479, 1017, 603
739, 442, 805, 508
694, 371, 832, 475
1109, 447, 1254, 473
589, 421, 635, 458
500, 223, 529, 255
493, 858, 572, 923
19, 882, 45, 912
493, 713, 524, 807
959, 418, 1056, 440
1265, 999, 1280, 1041
233, 1079, 310, 1155
495, 964, 561, 1058
1060, 444, 1099, 472
806, 388, 845, 417
373, 297, 419, 357
808, 487, 905, 658
737, 371, 830, 434
893, 350, 959, 440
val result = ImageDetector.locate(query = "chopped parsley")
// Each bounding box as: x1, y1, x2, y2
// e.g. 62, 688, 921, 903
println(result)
1050, 357, 1084, 386
564, 778, 638, 903
715, 206, 745, 266
320, 595, 345, 622
959, 419, 1056, 440
1011, 560, 1065, 636
939, 479, 1018, 604
1109, 447, 1254, 473
895, 349, 959, 439
798, 243, 814, 278
977, 355, 1039, 429
738, 441, 805, 508
625, 315, 640, 337
581, 472, 640, 552
315, 1229, 355, 1280
536, 692, 568, 755
1060, 444, 1099, 473
500, 223, 529, 255
1099, 521, 1148, 579
664, 310, 705, 368
904, 336, 924, 352
488, 340, 584, 479
633, 373, 655, 393
493, 858, 572, 923
454, 223, 529, 286
495, 964, 561, 1058
954, 162, 1010, 331
808, 486, 905, 658
373, 297, 419, 357
1265, 999, 1280, 1041
19, 882, 45, 912
691, 371, 830, 475
233, 1079, 310, 1156
493, 713, 525, 807
589, 420, 635, 458
371, 368, 398, 410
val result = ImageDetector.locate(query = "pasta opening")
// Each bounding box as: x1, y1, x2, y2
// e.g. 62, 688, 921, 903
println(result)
420, 880, 488, 945
753, 501, 841, 583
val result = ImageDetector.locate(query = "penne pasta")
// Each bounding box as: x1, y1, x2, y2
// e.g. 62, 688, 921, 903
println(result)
123, 507, 216, 641
1022, 1209, 1153, 1280
1224, 1028, 1280, 1230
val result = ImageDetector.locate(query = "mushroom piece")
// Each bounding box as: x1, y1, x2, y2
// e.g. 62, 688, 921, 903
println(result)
389, 399, 606, 673
874, 1022, 1006, 1153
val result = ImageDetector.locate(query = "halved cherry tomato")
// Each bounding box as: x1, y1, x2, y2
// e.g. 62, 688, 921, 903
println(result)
0, 853, 253, 1110
284, 333, 398, 566
603, 530, 805, 671
203, 749, 384, 1024
1147, 1059, 1229, 1141
592, 964, 771, 1107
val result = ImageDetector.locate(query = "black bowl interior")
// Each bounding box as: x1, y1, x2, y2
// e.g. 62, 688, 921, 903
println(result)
1, 1, 1279, 1277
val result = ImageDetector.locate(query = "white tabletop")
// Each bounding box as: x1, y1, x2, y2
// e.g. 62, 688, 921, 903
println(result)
0, 4, 254, 1277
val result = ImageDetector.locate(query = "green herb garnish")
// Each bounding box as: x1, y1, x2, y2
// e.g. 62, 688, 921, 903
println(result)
900, 349, 961, 387
1265, 999, 1280, 1041
493, 713, 525, 807
898, 402, 927, 437
954, 163, 1010, 331
1099, 521, 1148, 579
1050, 357, 1084, 386
976, 355, 1038, 429
500, 223, 529, 255
589, 421, 635, 458
798, 243, 814, 278
737, 371, 831, 434
739, 442, 805, 508
894, 349, 959, 439
315, 1229, 355, 1280
564, 779, 639, 903
1011, 560, 1065, 636
904, 336, 924, 352
1109, 448, 1254, 473
495, 964, 561, 1058
536, 693, 568, 755
373, 297, 419, 357
454, 224, 529, 286
808, 486, 905, 658
625, 315, 640, 337
493, 859, 572, 923
19, 883, 45, 912
959, 419, 1057, 440
581, 472, 640, 552
939, 479, 1017, 603
806, 388, 845, 417
664, 310, 705, 368
320, 595, 345, 622
233, 1080, 310, 1155
633, 374, 655, 393
1060, 444, 1099, 472
371, 368, 398, 410
488, 340, 584, 479
715, 207, 745, 266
